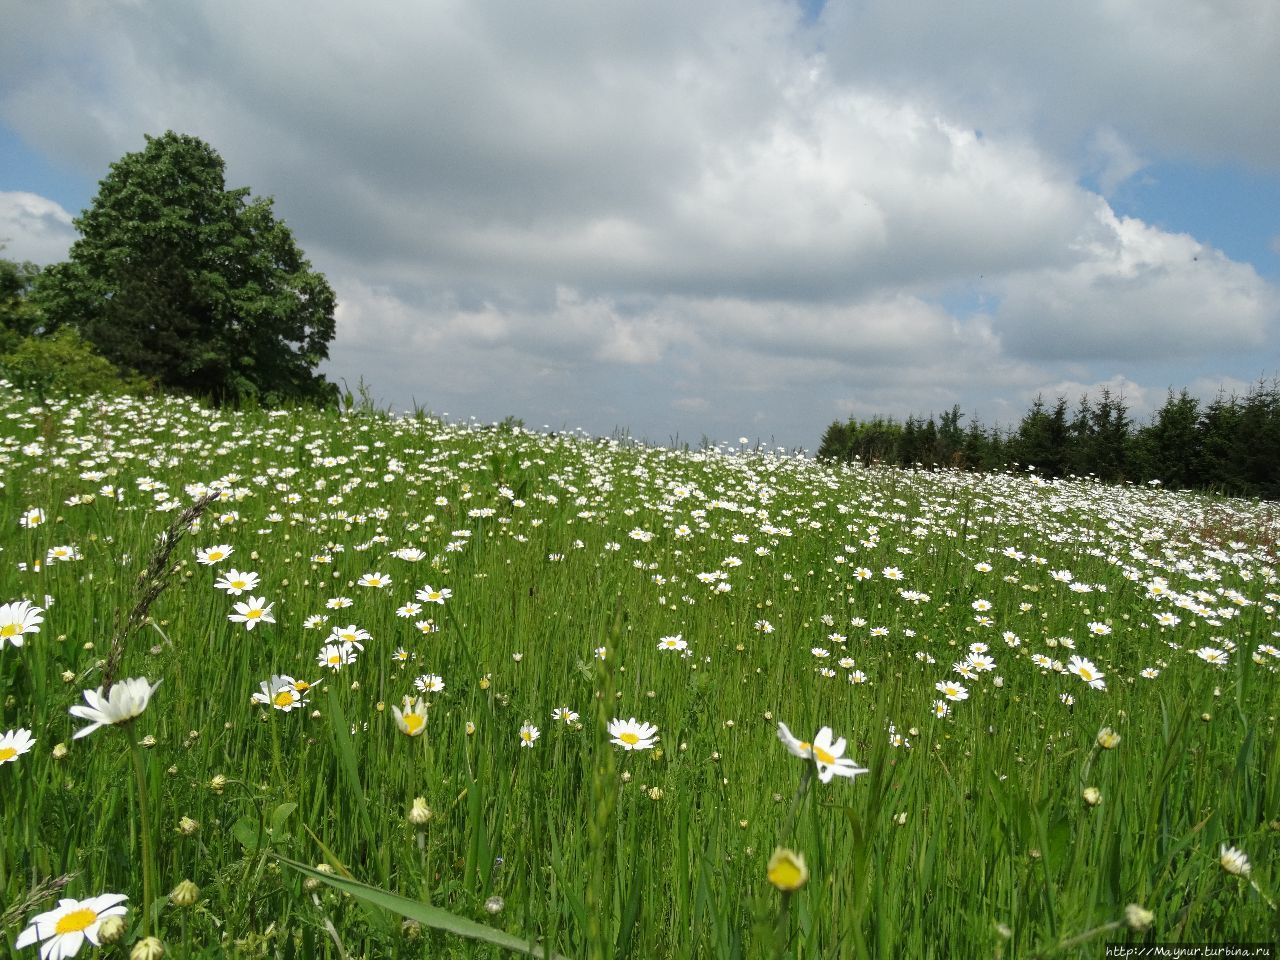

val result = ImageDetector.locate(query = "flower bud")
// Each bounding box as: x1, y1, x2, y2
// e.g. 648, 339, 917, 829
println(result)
170, 880, 200, 907
98, 915, 126, 944
1125, 904, 1154, 932
1096, 727, 1121, 749
130, 936, 166, 960
766, 847, 808, 891
409, 797, 432, 825
1082, 786, 1102, 807
177, 816, 200, 836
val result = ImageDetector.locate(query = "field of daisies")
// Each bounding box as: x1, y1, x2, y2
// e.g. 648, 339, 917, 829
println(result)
1, 386, 1278, 959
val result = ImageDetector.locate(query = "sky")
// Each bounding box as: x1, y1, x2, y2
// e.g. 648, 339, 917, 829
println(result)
2, 0, 1278, 451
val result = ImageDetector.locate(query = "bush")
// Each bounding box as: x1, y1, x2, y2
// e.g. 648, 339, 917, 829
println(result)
0, 329, 150, 399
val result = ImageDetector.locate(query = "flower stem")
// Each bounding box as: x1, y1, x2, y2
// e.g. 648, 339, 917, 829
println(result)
129, 734, 156, 938
781, 764, 815, 844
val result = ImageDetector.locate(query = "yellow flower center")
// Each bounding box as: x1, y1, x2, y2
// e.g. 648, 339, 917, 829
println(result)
207, 552, 223, 561
0, 746, 17, 762
1079, 668, 1093, 680
521, 730, 534, 741
0, 624, 17, 636
274, 690, 295, 708
619, 732, 640, 745
54, 908, 98, 935
328, 655, 341, 664
403, 714, 425, 734
294, 681, 311, 692
813, 745, 837, 764
231, 580, 246, 589
247, 609, 262, 619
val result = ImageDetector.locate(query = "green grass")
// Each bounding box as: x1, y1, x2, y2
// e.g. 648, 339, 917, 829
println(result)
0, 389, 1277, 958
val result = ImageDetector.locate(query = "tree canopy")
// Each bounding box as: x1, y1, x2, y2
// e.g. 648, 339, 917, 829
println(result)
35, 131, 337, 405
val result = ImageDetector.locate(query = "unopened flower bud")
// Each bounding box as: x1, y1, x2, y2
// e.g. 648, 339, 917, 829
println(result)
170, 880, 200, 907
409, 797, 432, 825
1125, 904, 1154, 932
98, 915, 126, 944
1082, 787, 1102, 807
1096, 727, 1121, 749
51, 742, 68, 760
766, 847, 808, 891
177, 816, 200, 836
130, 936, 165, 960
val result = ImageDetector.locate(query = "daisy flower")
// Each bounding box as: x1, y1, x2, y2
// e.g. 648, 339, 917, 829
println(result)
936, 680, 969, 702
317, 643, 356, 670
810, 727, 869, 783
69, 678, 161, 739
357, 572, 391, 589
552, 707, 579, 724
46, 545, 80, 563
1196, 647, 1229, 666
0, 727, 36, 764
396, 602, 423, 619
19, 507, 46, 529
1067, 655, 1107, 690
16, 892, 128, 958
393, 697, 429, 736
414, 674, 445, 694
0, 600, 44, 648
416, 585, 452, 604
608, 717, 659, 751
325, 596, 354, 609
229, 596, 275, 631
519, 724, 540, 747
252, 675, 305, 712
657, 635, 688, 652
1219, 844, 1251, 877
213, 569, 260, 596
330, 624, 371, 650
195, 544, 233, 565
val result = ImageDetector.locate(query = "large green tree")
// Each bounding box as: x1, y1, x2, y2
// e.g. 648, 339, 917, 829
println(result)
35, 132, 337, 405
0, 254, 44, 353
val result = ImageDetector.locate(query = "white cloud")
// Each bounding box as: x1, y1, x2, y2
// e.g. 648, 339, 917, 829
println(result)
3, 1, 1277, 446
997, 209, 1276, 362
818, 0, 1280, 170
0, 191, 76, 265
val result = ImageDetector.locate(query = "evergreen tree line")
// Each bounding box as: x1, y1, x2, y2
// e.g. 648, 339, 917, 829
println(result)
817, 384, 1280, 500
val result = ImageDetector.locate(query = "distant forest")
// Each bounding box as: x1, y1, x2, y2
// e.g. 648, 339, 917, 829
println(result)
817, 382, 1280, 500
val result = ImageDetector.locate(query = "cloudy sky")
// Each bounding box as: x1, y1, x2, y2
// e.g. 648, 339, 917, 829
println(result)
2, 0, 1278, 450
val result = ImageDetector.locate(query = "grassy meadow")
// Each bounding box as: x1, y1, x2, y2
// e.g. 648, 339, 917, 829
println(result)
1, 387, 1278, 958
